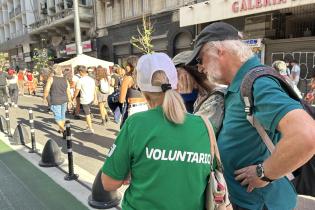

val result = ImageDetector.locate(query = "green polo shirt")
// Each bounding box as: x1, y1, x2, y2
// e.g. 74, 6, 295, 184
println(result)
217, 56, 302, 210
102, 106, 212, 210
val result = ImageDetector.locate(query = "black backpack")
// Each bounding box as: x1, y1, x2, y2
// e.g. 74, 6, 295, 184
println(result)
240, 66, 315, 197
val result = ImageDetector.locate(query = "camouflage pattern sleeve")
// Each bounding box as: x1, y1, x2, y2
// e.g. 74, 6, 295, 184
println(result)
194, 89, 225, 134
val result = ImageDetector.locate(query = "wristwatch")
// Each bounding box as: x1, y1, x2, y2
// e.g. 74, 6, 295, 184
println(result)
256, 163, 274, 182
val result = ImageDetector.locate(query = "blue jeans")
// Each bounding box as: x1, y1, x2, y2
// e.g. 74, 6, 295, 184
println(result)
50, 103, 67, 122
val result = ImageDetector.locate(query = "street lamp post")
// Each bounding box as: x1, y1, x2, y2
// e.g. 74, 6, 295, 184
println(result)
73, 0, 83, 55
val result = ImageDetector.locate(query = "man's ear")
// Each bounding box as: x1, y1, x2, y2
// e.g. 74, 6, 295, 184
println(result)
217, 47, 224, 56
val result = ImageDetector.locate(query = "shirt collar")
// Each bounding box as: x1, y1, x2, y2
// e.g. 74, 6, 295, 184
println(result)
227, 56, 262, 93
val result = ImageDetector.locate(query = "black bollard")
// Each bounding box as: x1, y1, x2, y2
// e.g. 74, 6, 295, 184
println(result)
88, 170, 121, 209
11, 123, 30, 145
28, 109, 38, 153
4, 102, 12, 137
64, 120, 79, 181
39, 139, 64, 167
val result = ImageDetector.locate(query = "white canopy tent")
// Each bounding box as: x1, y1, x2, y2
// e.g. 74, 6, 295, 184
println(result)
57, 54, 114, 70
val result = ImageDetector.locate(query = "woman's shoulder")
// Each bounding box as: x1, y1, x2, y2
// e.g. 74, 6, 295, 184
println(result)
185, 113, 204, 124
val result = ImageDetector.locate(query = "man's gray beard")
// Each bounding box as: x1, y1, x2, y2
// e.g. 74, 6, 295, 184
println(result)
207, 74, 227, 86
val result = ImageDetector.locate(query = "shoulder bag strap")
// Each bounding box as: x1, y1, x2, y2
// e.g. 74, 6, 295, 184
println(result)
200, 115, 222, 167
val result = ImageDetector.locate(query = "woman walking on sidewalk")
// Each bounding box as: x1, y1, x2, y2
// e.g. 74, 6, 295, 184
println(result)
17, 69, 25, 96
95, 66, 110, 125
7, 69, 19, 107
119, 56, 148, 127
43, 65, 72, 139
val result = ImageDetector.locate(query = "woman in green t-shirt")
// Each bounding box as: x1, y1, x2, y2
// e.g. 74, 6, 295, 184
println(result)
101, 53, 213, 210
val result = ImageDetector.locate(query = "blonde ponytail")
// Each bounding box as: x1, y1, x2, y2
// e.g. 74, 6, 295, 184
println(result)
162, 89, 186, 124
147, 70, 186, 124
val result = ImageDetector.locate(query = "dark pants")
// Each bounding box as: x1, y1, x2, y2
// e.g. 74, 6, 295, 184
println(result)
232, 203, 268, 210
120, 103, 128, 129
8, 84, 19, 104
0, 86, 8, 106
107, 101, 122, 124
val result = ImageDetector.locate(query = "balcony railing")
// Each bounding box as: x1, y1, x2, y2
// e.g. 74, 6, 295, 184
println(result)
30, 8, 73, 30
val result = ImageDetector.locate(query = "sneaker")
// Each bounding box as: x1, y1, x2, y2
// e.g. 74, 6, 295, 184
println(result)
83, 128, 94, 134
13, 104, 18, 108
0, 106, 4, 109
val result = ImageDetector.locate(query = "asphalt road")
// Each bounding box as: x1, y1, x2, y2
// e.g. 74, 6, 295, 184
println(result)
0, 88, 120, 177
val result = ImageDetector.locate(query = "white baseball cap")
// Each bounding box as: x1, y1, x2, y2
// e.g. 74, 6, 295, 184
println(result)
136, 53, 178, 93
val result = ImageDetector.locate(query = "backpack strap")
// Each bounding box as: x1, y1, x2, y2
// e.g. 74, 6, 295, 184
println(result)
240, 66, 295, 180
241, 66, 300, 116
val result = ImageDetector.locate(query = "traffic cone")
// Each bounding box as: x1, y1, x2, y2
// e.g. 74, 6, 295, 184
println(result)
39, 139, 64, 167
0, 115, 7, 133
10, 124, 30, 145
88, 169, 121, 209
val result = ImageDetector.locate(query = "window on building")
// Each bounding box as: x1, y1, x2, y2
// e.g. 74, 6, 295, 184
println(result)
122, 0, 146, 19
105, 0, 113, 25
143, 0, 150, 13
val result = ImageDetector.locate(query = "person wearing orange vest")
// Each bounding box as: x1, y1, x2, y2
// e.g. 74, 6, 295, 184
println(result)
17, 69, 26, 96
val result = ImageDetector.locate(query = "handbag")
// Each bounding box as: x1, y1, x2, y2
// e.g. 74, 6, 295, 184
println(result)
200, 115, 232, 210
107, 89, 120, 103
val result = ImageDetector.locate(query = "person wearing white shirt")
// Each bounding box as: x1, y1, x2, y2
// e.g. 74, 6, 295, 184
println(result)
290, 60, 301, 86
72, 65, 96, 133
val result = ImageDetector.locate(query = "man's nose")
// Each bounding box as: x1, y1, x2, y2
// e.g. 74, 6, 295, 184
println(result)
197, 64, 205, 73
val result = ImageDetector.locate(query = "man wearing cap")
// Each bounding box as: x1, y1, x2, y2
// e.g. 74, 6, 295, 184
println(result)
173, 51, 225, 132
187, 22, 315, 210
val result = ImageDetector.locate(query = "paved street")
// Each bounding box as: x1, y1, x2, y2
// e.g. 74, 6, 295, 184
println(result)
0, 88, 119, 178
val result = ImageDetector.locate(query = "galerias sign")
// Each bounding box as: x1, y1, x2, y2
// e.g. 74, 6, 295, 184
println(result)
232, 0, 288, 13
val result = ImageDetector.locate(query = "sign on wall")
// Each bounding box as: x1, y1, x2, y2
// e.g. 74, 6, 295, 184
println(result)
180, 0, 314, 27
66, 40, 92, 55
243, 38, 265, 64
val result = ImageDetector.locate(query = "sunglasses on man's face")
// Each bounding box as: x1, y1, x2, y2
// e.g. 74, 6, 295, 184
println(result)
196, 57, 202, 65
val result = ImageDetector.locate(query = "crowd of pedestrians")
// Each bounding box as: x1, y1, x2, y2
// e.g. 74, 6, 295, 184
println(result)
0, 67, 38, 108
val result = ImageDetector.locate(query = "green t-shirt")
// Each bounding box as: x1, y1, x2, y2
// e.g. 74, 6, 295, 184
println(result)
218, 56, 301, 210
102, 106, 212, 210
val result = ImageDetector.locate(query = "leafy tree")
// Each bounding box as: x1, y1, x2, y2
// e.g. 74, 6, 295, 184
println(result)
32, 48, 53, 74
0, 53, 9, 70
130, 16, 154, 54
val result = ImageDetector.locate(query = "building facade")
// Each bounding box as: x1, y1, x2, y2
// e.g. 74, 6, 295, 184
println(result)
0, 0, 96, 69
96, 0, 197, 65
29, 0, 95, 64
180, 0, 315, 92
0, 0, 37, 68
